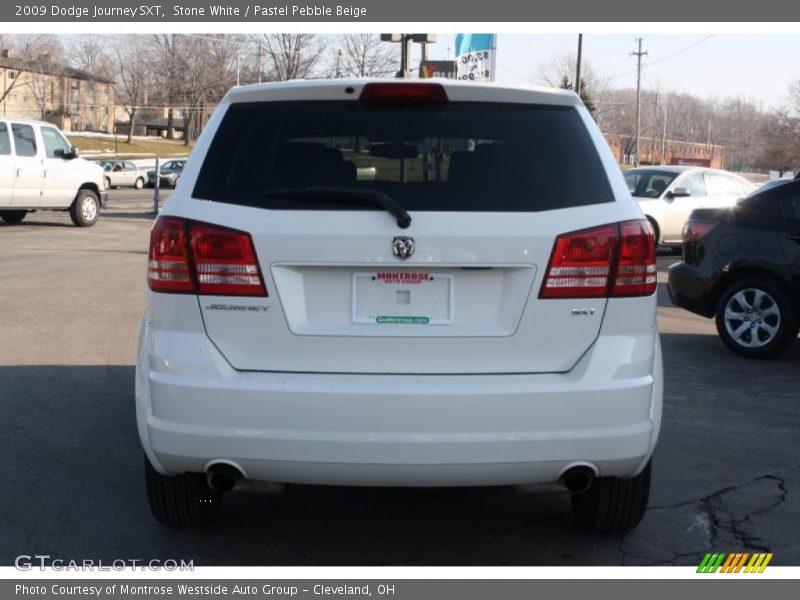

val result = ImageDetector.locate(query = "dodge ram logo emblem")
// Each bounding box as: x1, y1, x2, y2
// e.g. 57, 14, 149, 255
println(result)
392, 236, 415, 260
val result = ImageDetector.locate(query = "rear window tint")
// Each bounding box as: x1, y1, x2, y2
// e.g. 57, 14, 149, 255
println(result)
193, 101, 615, 212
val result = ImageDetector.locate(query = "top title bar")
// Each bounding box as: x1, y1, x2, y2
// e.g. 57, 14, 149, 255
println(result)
3, 0, 800, 22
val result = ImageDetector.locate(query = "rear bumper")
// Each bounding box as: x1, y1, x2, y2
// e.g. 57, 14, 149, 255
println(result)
136, 303, 662, 487
99, 190, 108, 208
668, 261, 721, 318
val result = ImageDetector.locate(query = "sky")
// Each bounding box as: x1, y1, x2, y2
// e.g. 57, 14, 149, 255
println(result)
57, 32, 799, 109
424, 34, 800, 108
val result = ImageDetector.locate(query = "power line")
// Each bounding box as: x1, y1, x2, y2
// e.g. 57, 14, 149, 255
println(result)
594, 34, 716, 86
647, 34, 715, 68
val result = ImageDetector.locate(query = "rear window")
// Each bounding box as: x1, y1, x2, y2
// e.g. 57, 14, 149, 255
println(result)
193, 101, 615, 212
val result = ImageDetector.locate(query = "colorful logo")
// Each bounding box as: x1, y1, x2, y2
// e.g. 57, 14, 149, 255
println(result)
697, 552, 773, 573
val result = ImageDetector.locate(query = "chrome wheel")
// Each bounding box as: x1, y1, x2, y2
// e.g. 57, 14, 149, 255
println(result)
81, 196, 98, 222
723, 288, 781, 349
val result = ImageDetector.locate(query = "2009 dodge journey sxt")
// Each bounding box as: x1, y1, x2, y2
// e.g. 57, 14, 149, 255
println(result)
136, 79, 662, 532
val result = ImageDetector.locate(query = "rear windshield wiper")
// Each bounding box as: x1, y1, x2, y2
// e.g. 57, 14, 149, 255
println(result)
264, 187, 411, 229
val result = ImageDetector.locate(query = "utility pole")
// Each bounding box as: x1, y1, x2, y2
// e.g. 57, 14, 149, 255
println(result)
630, 38, 648, 166
575, 34, 583, 98
661, 102, 668, 165
650, 92, 658, 165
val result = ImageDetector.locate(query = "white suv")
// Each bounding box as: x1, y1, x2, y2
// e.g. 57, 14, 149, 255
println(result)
0, 118, 107, 226
137, 80, 662, 532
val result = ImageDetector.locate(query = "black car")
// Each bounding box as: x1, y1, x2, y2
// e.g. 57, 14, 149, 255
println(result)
668, 179, 800, 358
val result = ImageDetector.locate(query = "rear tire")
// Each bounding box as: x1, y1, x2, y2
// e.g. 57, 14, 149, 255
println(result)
571, 460, 651, 533
134, 177, 144, 190
145, 456, 222, 527
646, 217, 660, 246
714, 278, 798, 358
104, 177, 111, 191
1, 210, 27, 224
69, 189, 100, 227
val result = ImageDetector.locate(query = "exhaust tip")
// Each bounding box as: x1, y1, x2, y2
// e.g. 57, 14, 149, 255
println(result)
206, 463, 244, 492
561, 466, 594, 494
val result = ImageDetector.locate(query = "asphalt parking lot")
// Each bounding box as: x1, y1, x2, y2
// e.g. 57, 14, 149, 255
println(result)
1, 188, 798, 566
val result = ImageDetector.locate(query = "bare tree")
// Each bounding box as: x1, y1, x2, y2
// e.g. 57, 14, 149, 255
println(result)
758, 81, 800, 174
27, 51, 67, 121
68, 36, 114, 80
334, 34, 396, 78
150, 34, 186, 139
537, 53, 608, 120
178, 35, 238, 146
114, 38, 150, 144
148, 34, 240, 145
255, 34, 323, 81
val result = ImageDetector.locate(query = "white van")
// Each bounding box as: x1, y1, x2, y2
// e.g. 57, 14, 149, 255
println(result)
0, 118, 107, 226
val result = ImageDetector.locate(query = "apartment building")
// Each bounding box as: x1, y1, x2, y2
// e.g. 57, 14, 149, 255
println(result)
0, 49, 115, 132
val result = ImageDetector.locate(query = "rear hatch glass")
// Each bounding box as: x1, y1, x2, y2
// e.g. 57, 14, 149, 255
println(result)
193, 101, 614, 212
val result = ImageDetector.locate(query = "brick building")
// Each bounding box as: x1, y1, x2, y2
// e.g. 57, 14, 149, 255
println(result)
604, 132, 725, 169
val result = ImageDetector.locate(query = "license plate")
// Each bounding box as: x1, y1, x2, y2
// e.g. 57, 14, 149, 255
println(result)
352, 272, 454, 325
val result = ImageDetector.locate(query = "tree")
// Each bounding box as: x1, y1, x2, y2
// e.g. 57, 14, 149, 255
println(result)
114, 38, 150, 144
179, 35, 238, 145
558, 74, 597, 117
68, 36, 114, 80
150, 34, 185, 139
538, 53, 606, 121
149, 35, 240, 145
28, 54, 65, 120
255, 34, 323, 81
333, 34, 396, 78
757, 82, 800, 175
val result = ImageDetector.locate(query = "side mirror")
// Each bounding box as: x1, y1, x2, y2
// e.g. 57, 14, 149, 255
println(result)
669, 187, 692, 198
65, 145, 80, 160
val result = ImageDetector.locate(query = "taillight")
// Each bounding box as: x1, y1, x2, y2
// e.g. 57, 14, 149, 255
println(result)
148, 217, 193, 293
359, 82, 448, 104
682, 220, 719, 243
540, 225, 617, 298
540, 220, 656, 299
148, 217, 267, 296
611, 220, 657, 297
